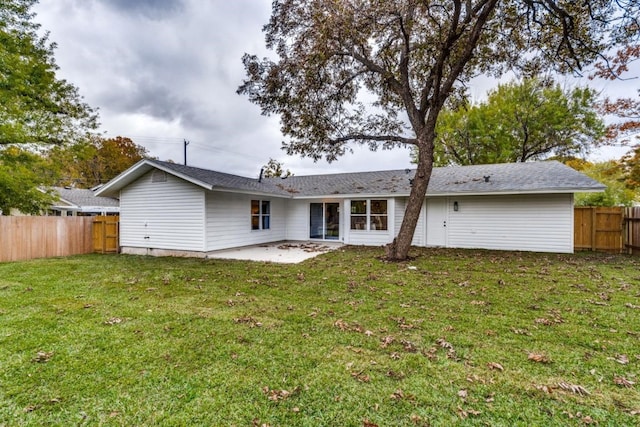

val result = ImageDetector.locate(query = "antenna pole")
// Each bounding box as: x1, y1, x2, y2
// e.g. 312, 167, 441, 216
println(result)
184, 139, 190, 165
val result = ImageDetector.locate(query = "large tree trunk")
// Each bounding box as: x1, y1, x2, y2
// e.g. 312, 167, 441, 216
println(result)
386, 133, 435, 260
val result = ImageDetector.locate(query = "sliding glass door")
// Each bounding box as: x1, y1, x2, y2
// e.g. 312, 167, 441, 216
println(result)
309, 202, 339, 240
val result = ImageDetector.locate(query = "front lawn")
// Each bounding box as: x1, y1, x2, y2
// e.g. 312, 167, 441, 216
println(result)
0, 247, 638, 426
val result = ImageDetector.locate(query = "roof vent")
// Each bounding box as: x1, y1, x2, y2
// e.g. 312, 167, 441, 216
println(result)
152, 170, 167, 183
483, 175, 490, 183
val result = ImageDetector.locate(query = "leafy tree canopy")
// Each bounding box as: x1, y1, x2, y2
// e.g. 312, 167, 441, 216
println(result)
427, 77, 605, 166
0, 0, 98, 146
620, 143, 640, 190
47, 136, 150, 188
239, 0, 639, 260
0, 145, 55, 214
262, 158, 293, 178
571, 159, 638, 207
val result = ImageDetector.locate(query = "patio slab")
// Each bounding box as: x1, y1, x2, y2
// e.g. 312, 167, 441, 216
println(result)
206, 241, 343, 264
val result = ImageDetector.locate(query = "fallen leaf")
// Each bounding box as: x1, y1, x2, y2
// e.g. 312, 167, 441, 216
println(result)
390, 389, 404, 400
23, 405, 39, 413
614, 376, 635, 388
32, 351, 54, 363
386, 370, 405, 380
608, 354, 629, 365
457, 389, 468, 399
528, 352, 551, 363
363, 420, 378, 427
534, 384, 553, 394
334, 319, 349, 331
234, 316, 262, 328
400, 339, 417, 353
104, 317, 123, 325
351, 371, 370, 383
557, 382, 590, 396
380, 335, 395, 348
262, 386, 299, 402
487, 362, 504, 371
625, 303, 640, 309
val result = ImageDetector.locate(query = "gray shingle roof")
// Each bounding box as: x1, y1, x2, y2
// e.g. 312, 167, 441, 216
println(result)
53, 187, 120, 207
147, 159, 605, 197
150, 160, 293, 196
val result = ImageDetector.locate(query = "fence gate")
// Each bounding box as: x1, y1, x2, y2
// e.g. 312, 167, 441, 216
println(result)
574, 207, 624, 253
626, 207, 640, 255
93, 215, 119, 254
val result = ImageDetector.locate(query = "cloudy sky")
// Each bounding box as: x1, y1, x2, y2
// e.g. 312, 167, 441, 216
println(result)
34, 0, 637, 178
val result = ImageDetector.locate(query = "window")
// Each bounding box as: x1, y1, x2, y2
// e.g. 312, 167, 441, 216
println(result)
350, 200, 367, 230
251, 200, 270, 230
370, 200, 388, 230
350, 199, 388, 231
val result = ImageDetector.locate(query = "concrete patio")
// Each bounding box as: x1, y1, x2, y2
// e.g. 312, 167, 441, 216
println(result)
206, 241, 343, 264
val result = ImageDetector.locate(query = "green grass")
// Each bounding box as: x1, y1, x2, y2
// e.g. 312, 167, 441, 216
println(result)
0, 247, 639, 426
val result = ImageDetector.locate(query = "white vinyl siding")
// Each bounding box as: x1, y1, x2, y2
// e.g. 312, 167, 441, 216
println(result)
444, 194, 573, 253
394, 198, 426, 246
120, 171, 205, 251
284, 199, 310, 241
205, 192, 286, 251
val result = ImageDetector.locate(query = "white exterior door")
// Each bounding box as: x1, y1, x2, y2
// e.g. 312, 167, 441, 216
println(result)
426, 198, 448, 246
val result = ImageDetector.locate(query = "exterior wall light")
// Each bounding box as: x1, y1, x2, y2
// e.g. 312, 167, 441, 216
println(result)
453, 201, 459, 212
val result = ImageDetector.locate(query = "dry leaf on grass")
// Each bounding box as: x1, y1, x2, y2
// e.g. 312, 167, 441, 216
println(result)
234, 316, 262, 328
104, 317, 122, 326
31, 351, 54, 363
534, 384, 553, 394
487, 362, 504, 371
457, 406, 481, 418
608, 354, 629, 365
614, 376, 635, 388
390, 389, 404, 400
557, 382, 591, 396
380, 335, 395, 348
528, 352, 551, 363
400, 339, 418, 353
511, 328, 532, 336
363, 420, 379, 427
262, 386, 299, 401
351, 371, 371, 383
625, 303, 640, 309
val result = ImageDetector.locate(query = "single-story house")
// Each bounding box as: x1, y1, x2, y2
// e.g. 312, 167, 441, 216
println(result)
95, 159, 605, 256
48, 186, 120, 216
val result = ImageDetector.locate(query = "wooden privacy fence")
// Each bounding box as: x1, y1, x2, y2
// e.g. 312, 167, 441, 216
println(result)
93, 215, 119, 254
574, 207, 639, 254
626, 207, 640, 255
0, 216, 93, 262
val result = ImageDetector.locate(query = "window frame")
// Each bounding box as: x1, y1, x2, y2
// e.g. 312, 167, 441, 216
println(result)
350, 199, 388, 231
251, 200, 271, 231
